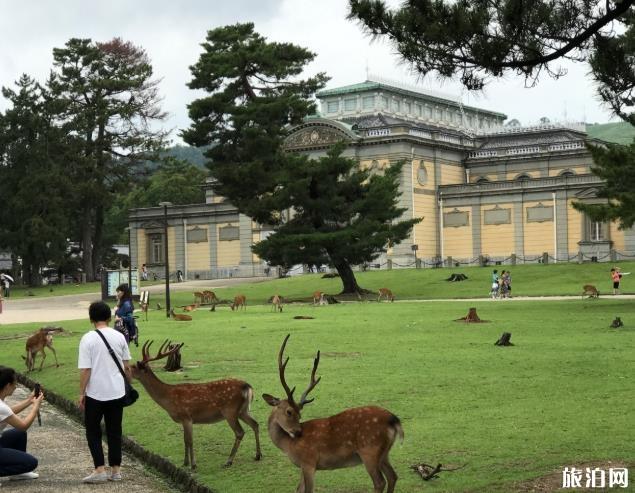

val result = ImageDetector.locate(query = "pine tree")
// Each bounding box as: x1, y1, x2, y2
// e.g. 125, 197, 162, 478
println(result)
183, 24, 420, 293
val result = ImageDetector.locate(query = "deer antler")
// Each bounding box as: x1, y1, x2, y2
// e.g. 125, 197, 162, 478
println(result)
298, 350, 321, 409
141, 340, 184, 364
278, 334, 297, 405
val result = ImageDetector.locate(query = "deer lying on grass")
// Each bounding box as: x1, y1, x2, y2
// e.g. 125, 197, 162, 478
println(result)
582, 284, 600, 298
183, 304, 198, 312
271, 294, 283, 312
22, 327, 63, 372
377, 288, 395, 302
131, 340, 262, 470
312, 291, 327, 305
231, 294, 246, 311
262, 335, 404, 493
170, 309, 192, 321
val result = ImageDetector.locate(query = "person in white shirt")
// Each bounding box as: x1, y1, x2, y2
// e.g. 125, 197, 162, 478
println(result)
0, 366, 43, 482
78, 301, 131, 483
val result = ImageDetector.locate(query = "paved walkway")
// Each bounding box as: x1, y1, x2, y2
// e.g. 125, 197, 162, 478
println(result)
0, 277, 268, 324
0, 386, 170, 492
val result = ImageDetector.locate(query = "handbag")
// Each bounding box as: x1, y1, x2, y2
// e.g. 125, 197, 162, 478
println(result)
94, 330, 139, 407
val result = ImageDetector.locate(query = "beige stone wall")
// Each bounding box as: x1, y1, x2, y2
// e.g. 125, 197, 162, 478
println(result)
610, 222, 625, 251
217, 223, 241, 266
567, 200, 583, 253
505, 170, 540, 180
442, 207, 472, 257
481, 203, 514, 256
548, 165, 591, 177
136, 230, 147, 266
412, 160, 437, 257
441, 164, 464, 185
524, 201, 555, 254
469, 173, 496, 183
168, 227, 176, 268
187, 226, 210, 270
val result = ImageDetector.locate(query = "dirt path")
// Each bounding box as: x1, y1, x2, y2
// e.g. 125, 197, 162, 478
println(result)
0, 386, 171, 492
0, 277, 268, 324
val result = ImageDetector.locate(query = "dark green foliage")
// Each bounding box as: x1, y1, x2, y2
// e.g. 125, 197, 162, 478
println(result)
0, 76, 71, 285
48, 37, 167, 280
348, 0, 634, 119
183, 23, 419, 293
182, 23, 329, 225
574, 141, 635, 227
252, 146, 421, 293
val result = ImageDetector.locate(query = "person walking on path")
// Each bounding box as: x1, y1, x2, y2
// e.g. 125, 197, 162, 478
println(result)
78, 301, 131, 483
0, 366, 44, 484
490, 269, 500, 299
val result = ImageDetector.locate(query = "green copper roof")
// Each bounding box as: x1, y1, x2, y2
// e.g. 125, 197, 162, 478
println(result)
316, 80, 506, 119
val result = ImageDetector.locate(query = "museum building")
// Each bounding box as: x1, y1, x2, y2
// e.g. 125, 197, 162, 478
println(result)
129, 78, 634, 280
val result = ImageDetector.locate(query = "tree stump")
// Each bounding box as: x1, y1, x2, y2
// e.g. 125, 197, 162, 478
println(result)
610, 317, 624, 328
456, 307, 484, 323
446, 273, 468, 282
163, 344, 183, 372
495, 332, 514, 346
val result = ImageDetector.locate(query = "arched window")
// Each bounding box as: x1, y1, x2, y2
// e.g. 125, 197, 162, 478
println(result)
475, 177, 490, 184
559, 170, 575, 177
515, 174, 531, 181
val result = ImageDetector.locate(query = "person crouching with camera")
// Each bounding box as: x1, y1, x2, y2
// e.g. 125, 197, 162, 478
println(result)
0, 366, 43, 483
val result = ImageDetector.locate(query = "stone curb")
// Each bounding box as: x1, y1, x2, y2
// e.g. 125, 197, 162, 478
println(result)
16, 373, 216, 493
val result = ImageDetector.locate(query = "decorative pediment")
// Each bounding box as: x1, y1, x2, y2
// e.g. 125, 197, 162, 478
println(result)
140, 220, 163, 230
484, 205, 511, 225
575, 187, 600, 199
284, 123, 355, 149
526, 202, 553, 223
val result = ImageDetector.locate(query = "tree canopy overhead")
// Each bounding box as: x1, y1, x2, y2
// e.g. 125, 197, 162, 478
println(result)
349, 0, 635, 122
183, 23, 420, 293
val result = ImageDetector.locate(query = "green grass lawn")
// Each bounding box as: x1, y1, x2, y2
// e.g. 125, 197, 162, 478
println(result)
7, 282, 102, 299
163, 260, 635, 308
1, 298, 634, 492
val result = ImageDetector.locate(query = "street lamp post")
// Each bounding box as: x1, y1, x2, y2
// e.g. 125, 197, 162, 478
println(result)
159, 202, 173, 318
124, 227, 132, 292
411, 244, 419, 268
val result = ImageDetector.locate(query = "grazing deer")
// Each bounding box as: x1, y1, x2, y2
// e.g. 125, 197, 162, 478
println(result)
193, 292, 205, 305
231, 294, 246, 311
262, 335, 404, 493
131, 341, 262, 470
170, 309, 192, 321
312, 291, 324, 305
582, 284, 600, 299
377, 288, 395, 303
271, 294, 283, 312
22, 327, 63, 372
203, 290, 219, 304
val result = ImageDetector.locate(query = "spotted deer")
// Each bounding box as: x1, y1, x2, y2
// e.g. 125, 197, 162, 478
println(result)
131, 340, 262, 470
170, 309, 192, 321
262, 335, 404, 493
312, 291, 327, 306
582, 284, 599, 298
22, 327, 63, 372
271, 294, 283, 312
231, 294, 246, 311
203, 290, 219, 304
377, 288, 395, 302
193, 292, 205, 304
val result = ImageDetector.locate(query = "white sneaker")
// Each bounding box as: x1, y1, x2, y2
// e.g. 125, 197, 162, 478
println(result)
82, 471, 108, 483
9, 471, 39, 480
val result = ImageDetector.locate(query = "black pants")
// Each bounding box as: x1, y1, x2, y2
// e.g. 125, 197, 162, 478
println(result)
84, 396, 123, 468
0, 429, 38, 476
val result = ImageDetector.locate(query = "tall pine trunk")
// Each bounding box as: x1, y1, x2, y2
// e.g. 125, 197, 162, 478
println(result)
91, 204, 104, 281
332, 259, 365, 294
82, 209, 94, 282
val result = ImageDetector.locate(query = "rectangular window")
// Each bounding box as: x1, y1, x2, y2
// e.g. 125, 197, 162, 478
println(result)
149, 234, 164, 264
425, 106, 432, 119
327, 101, 339, 113
392, 99, 400, 112
416, 104, 422, 117
586, 220, 606, 241
362, 95, 375, 109
344, 98, 356, 111
405, 102, 412, 114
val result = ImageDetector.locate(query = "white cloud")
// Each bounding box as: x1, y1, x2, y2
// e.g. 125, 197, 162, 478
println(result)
0, 0, 617, 144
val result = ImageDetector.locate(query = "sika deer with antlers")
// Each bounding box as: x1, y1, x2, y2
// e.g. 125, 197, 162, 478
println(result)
262, 335, 404, 493
131, 340, 261, 470
22, 327, 63, 372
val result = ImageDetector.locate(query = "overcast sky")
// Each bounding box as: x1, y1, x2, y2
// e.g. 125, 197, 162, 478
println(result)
0, 0, 618, 145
